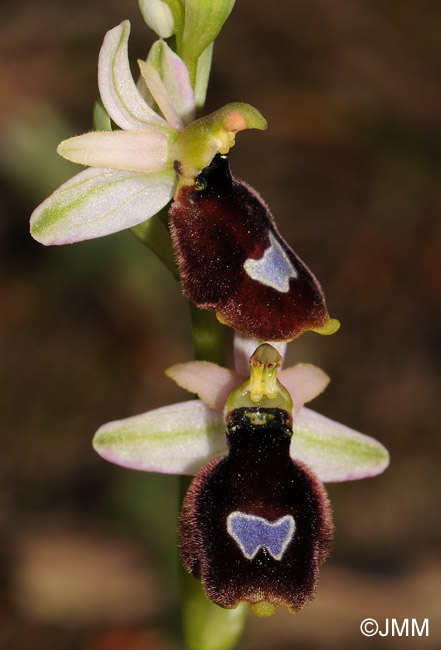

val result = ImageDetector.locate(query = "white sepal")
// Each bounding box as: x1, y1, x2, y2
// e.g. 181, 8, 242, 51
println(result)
57, 129, 170, 173
98, 21, 168, 130
291, 407, 390, 482
93, 400, 226, 475
30, 166, 175, 245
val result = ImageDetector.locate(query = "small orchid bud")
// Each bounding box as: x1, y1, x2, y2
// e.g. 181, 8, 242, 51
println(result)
138, 0, 176, 38
170, 153, 339, 341
179, 344, 333, 615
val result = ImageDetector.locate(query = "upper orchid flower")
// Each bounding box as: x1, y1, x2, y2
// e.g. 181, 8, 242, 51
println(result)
29, 21, 266, 246
28, 20, 337, 342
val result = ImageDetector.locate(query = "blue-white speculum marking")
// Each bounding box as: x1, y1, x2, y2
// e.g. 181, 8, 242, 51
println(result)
243, 231, 298, 292
179, 344, 334, 615
227, 511, 296, 560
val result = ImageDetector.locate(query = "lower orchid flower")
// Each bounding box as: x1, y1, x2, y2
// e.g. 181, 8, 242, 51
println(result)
93, 335, 389, 615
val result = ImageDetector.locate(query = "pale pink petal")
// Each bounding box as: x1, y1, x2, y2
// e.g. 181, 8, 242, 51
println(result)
98, 21, 168, 130
291, 407, 390, 482
279, 364, 330, 413
160, 42, 196, 125
57, 130, 169, 173
93, 400, 226, 475
138, 60, 184, 131
30, 166, 175, 245
166, 361, 242, 411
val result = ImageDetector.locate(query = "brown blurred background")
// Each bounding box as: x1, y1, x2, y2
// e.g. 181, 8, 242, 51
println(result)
1, 0, 440, 648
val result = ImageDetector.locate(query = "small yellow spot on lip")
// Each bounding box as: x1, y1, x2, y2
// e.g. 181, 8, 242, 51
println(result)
250, 601, 277, 617
312, 317, 340, 336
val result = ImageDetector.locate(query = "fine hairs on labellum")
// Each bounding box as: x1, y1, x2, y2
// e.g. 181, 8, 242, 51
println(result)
179, 406, 333, 613
170, 154, 330, 342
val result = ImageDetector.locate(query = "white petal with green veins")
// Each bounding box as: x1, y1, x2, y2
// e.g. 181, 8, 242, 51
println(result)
291, 407, 390, 482
30, 166, 175, 245
93, 400, 227, 475
98, 21, 168, 130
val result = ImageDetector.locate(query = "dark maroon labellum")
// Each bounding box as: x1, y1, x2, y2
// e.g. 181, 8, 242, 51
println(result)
179, 407, 333, 613
170, 154, 330, 341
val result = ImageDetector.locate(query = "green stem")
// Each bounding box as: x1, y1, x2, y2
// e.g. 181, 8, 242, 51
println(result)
133, 9, 246, 645
179, 478, 247, 650
189, 303, 226, 366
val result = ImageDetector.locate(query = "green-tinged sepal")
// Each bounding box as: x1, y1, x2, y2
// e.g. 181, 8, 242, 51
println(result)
30, 167, 175, 245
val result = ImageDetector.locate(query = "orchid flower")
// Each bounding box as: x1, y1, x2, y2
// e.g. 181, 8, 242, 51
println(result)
29, 20, 266, 246
93, 334, 389, 484
28, 19, 338, 343
93, 336, 388, 616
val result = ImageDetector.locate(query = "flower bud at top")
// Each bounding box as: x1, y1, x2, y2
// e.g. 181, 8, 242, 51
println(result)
138, 0, 176, 38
